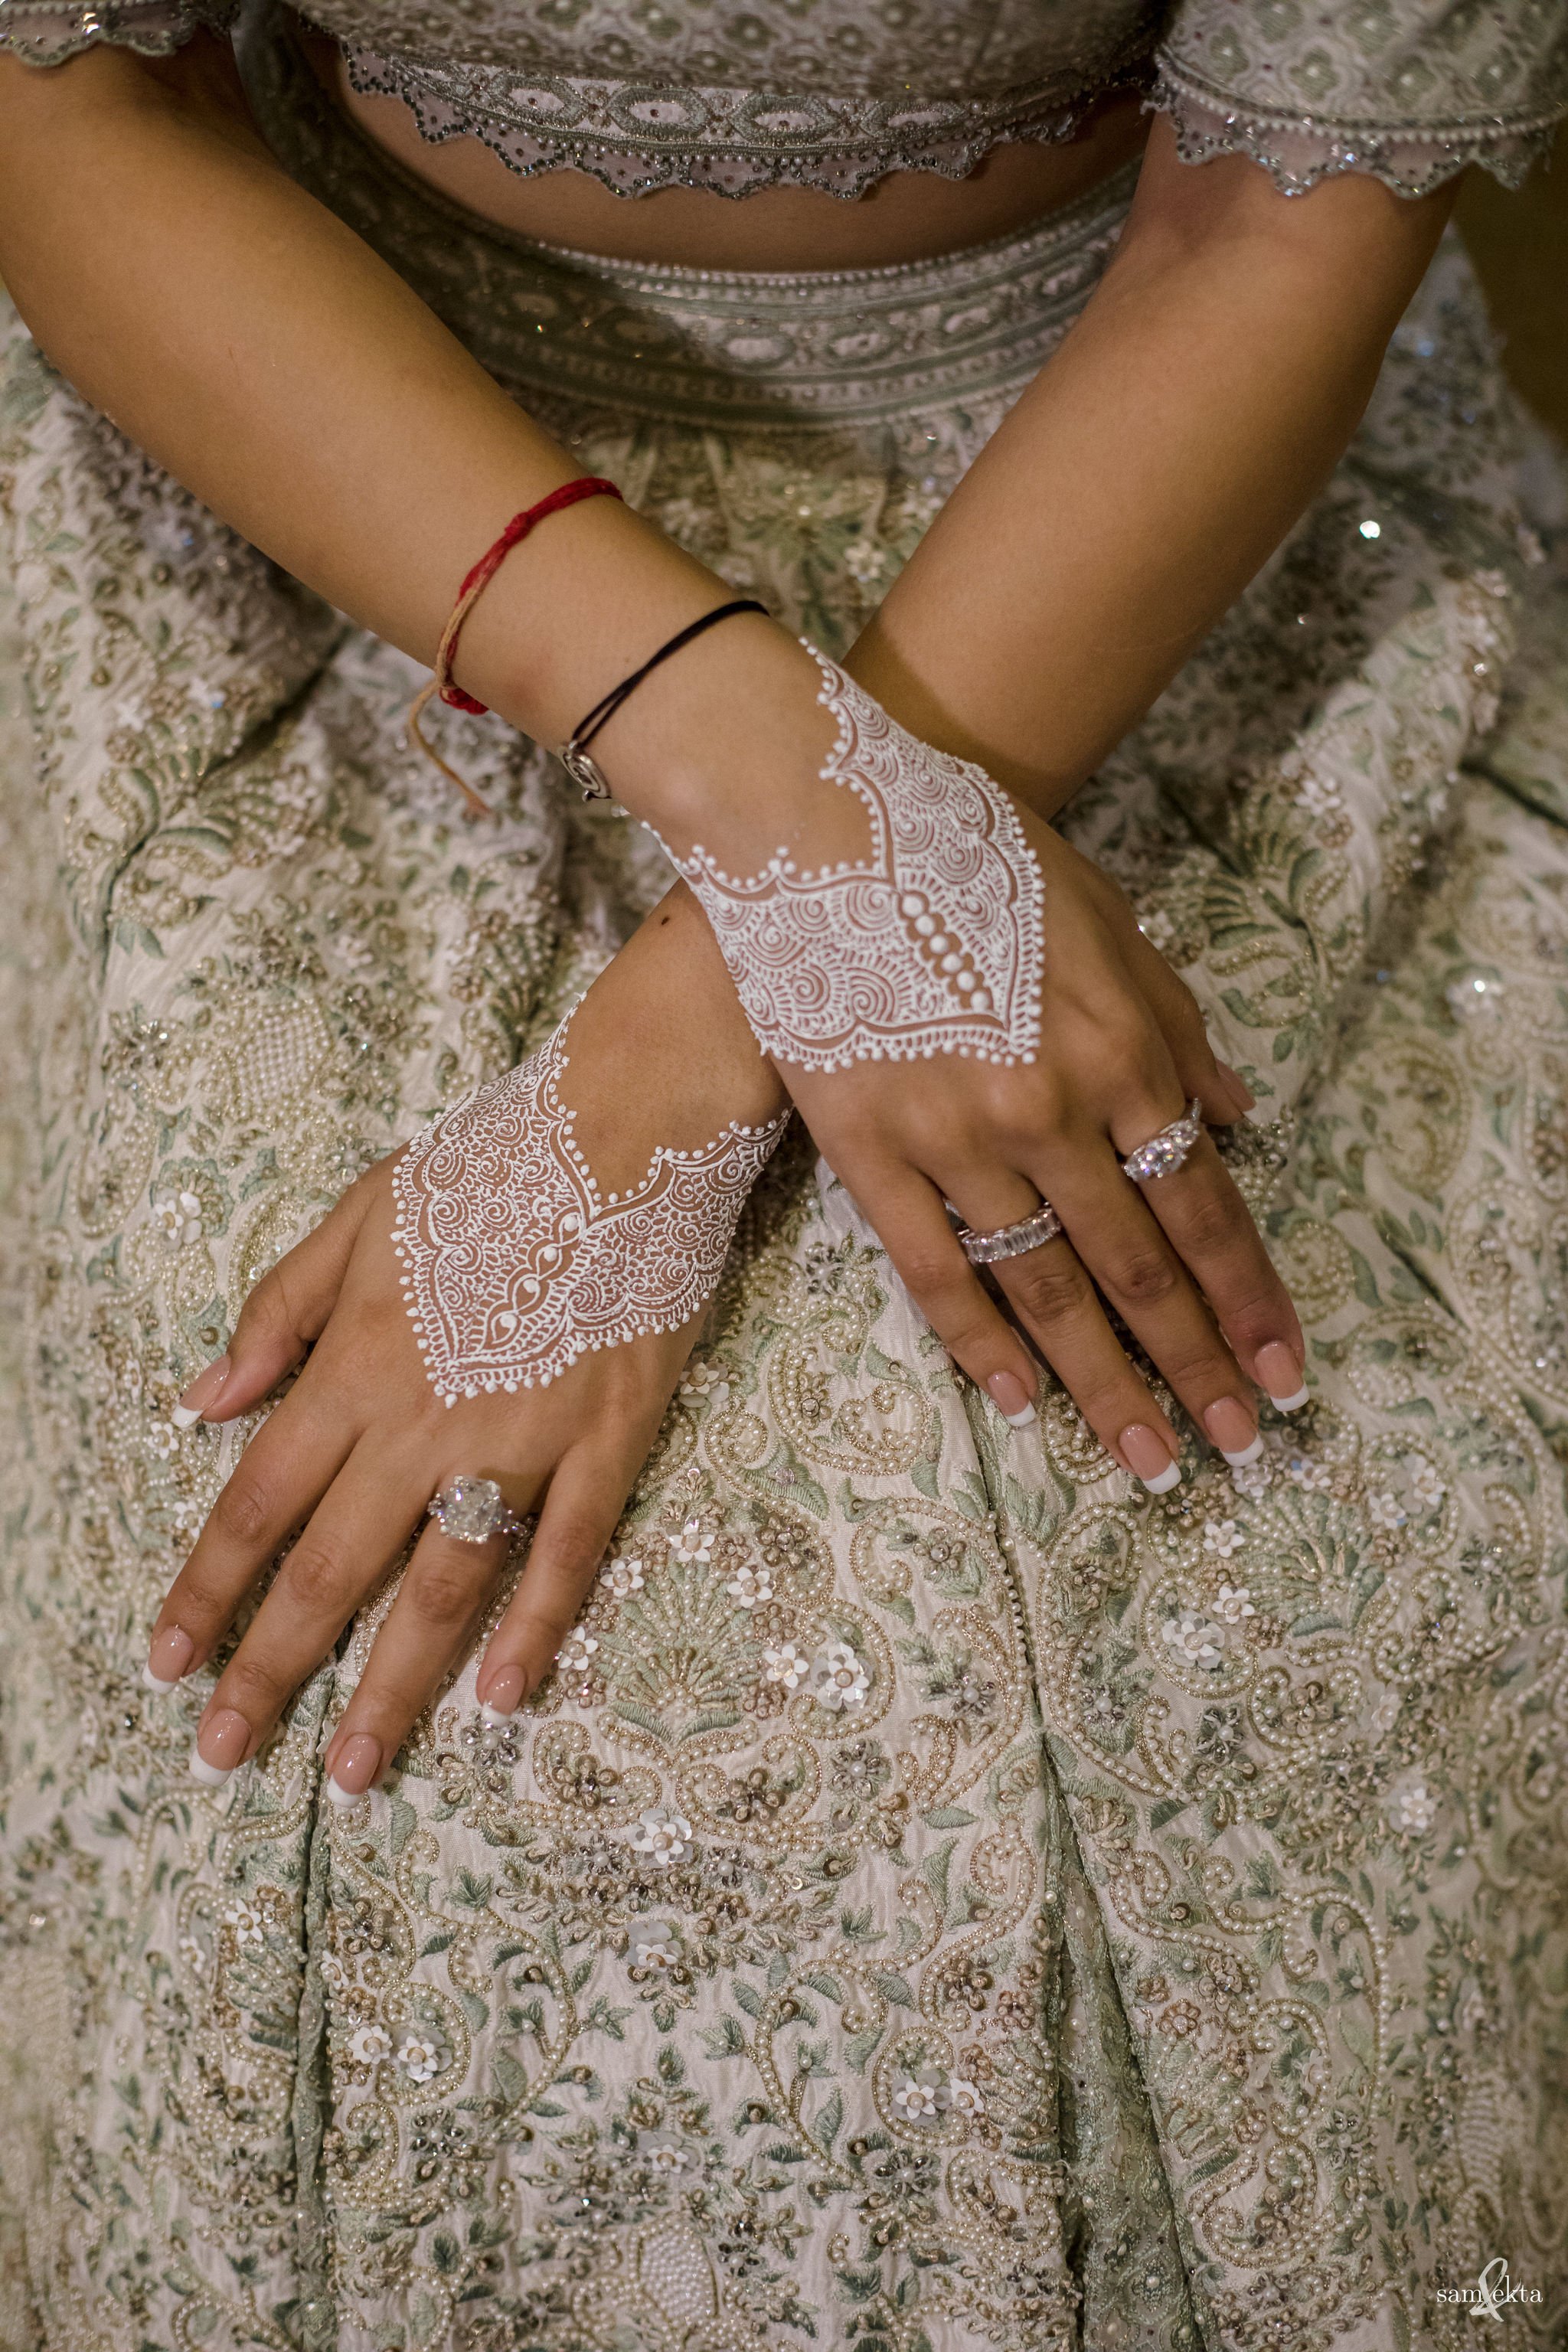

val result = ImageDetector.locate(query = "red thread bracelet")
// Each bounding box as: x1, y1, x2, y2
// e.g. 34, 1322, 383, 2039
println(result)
410, 475, 622, 818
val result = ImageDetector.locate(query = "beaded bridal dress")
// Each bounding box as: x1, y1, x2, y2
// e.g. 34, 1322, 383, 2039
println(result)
1, 0, 1566, 2343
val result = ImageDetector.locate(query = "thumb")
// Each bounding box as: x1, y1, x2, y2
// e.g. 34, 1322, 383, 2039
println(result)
174, 1181, 373, 1426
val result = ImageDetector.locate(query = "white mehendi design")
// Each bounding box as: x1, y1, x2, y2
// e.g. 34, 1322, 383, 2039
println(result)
668, 652, 1044, 1072
391, 1013, 787, 1403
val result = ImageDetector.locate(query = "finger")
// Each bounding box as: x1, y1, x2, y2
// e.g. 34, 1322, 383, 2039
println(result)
318, 1496, 536, 1800
1119, 928, 1253, 1125
148, 1372, 357, 1693
834, 1157, 1044, 1428
173, 1184, 372, 1430
1113, 1111, 1308, 1416
983, 1232, 1184, 1491
472, 1445, 639, 1723
189, 1441, 430, 1785
1044, 1117, 1269, 1465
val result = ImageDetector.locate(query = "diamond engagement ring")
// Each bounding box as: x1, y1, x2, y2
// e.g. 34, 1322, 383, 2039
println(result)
428, 1475, 524, 1544
952, 1200, 1064, 1266
1121, 1099, 1205, 1184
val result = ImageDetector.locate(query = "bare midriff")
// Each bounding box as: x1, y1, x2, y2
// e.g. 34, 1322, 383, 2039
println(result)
302, 28, 1149, 271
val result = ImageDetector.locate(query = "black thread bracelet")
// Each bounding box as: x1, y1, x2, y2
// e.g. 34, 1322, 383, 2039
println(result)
557, 598, 770, 801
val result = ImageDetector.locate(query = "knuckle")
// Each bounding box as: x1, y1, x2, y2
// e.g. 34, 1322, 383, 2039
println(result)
1106, 1246, 1181, 1309
211, 1476, 274, 1547
1171, 1185, 1241, 1259
535, 1515, 608, 1582
1009, 1251, 1089, 1325
281, 1532, 354, 1616
896, 1246, 966, 1305
409, 1555, 485, 1628
169, 1567, 227, 1630
220, 1652, 283, 1720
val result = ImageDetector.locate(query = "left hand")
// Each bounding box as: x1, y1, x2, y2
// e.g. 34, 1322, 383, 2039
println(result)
148, 1147, 695, 1798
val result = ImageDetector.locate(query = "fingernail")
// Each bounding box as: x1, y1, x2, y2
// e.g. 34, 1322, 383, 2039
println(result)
1204, 1396, 1262, 1467
479, 1665, 526, 1723
190, 1705, 250, 1787
985, 1370, 1037, 1428
172, 1354, 231, 1429
325, 1733, 381, 1807
1256, 1342, 1309, 1411
1119, 1424, 1181, 1493
1218, 1061, 1256, 1112
142, 1624, 194, 1695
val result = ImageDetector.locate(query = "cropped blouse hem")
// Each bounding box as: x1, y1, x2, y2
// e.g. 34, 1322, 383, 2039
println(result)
0, 0, 235, 65
333, 38, 1153, 201
1150, 54, 1566, 200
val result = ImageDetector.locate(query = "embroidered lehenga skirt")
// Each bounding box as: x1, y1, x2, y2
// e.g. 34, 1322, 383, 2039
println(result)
2, 28, 1567, 2350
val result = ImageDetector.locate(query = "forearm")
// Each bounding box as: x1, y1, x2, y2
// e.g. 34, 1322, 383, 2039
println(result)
849, 116, 1459, 815
0, 41, 824, 832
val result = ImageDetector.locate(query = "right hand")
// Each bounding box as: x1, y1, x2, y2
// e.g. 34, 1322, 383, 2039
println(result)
780, 819, 1306, 1485
586, 619, 1305, 1482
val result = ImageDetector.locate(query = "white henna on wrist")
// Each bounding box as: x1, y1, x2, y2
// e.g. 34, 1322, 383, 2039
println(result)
392, 1011, 788, 1404
665, 652, 1043, 1072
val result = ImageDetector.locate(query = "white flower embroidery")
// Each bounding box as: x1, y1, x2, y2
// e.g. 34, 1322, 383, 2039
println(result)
724, 1560, 775, 1609
1214, 1583, 1256, 1625
679, 1363, 731, 1407
397, 2031, 447, 2085
348, 2024, 391, 2066
1295, 769, 1344, 818
1410, 1459, 1446, 1510
145, 1419, 176, 1462
1230, 1458, 1272, 1503
1202, 1518, 1245, 1558
557, 1628, 599, 1677
600, 1554, 645, 1599
948, 2077, 985, 2118
152, 1188, 204, 1248
763, 1642, 809, 1693
810, 1641, 871, 1712
1286, 1452, 1331, 1492
1392, 1782, 1438, 1835
892, 2072, 946, 2123
668, 1514, 712, 1565
646, 2139, 691, 2172
841, 533, 890, 586
1367, 1490, 1408, 1531
632, 1929, 679, 1971
629, 1807, 693, 1869
1163, 1611, 1225, 1669
226, 1899, 265, 1947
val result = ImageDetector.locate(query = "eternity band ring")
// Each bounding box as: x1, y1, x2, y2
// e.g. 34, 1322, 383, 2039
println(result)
427, 1474, 525, 1545
951, 1198, 1064, 1266
1121, 1099, 1205, 1186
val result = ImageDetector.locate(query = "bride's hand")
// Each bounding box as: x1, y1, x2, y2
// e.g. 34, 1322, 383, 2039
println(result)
144, 893, 782, 1800
786, 814, 1307, 1486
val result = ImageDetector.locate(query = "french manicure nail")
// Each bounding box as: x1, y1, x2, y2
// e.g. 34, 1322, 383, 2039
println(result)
190, 1706, 250, 1787
1256, 1342, 1309, 1410
985, 1370, 1037, 1428
479, 1666, 526, 1724
172, 1354, 231, 1430
325, 1733, 382, 1808
1120, 1424, 1181, 1494
142, 1624, 194, 1695
1204, 1396, 1263, 1467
